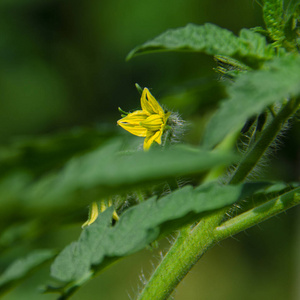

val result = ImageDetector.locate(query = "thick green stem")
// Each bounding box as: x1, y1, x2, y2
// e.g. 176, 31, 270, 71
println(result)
137, 209, 227, 300
137, 98, 300, 300
137, 186, 300, 300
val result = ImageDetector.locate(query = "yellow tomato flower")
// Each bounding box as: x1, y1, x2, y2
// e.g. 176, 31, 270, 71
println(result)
82, 201, 99, 228
82, 199, 119, 228
117, 88, 171, 150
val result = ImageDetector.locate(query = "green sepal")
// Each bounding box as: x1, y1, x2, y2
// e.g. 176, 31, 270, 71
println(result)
135, 83, 143, 95
118, 107, 129, 115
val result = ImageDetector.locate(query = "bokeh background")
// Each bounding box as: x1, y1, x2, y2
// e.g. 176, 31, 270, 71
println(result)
0, 0, 299, 299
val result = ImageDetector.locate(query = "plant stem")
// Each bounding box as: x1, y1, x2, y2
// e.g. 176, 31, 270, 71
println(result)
214, 187, 300, 240
138, 186, 300, 300
137, 208, 227, 300
229, 98, 300, 184
203, 130, 240, 182
137, 98, 300, 300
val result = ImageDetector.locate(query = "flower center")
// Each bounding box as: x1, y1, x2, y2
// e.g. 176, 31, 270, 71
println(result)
140, 114, 164, 131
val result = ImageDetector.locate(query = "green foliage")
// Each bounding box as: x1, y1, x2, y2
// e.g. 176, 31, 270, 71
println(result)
1, 1, 300, 299
127, 23, 274, 68
284, 0, 300, 20
0, 140, 236, 222
50, 182, 270, 291
0, 249, 55, 295
263, 0, 285, 41
263, 0, 300, 49
202, 55, 300, 148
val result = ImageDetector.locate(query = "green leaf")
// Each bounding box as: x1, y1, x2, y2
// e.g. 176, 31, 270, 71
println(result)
284, 0, 300, 21
10, 141, 237, 218
263, 0, 285, 41
202, 55, 300, 149
50, 208, 114, 283
283, 0, 300, 45
127, 23, 274, 68
0, 249, 55, 295
50, 181, 269, 286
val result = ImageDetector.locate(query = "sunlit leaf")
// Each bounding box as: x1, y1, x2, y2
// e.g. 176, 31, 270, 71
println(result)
127, 23, 274, 68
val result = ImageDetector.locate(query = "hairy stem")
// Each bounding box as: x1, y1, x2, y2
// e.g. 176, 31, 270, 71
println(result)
137, 209, 227, 300
137, 98, 300, 300
229, 98, 300, 184
214, 187, 300, 240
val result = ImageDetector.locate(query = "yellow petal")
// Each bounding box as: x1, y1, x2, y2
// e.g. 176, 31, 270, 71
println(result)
143, 130, 162, 150
140, 114, 163, 131
107, 198, 119, 221
112, 210, 119, 221
82, 202, 99, 228
154, 128, 163, 144
141, 88, 165, 116
117, 110, 148, 125
100, 200, 107, 212
117, 111, 148, 137
118, 123, 147, 137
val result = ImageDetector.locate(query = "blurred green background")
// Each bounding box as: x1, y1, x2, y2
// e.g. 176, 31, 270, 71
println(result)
0, 0, 299, 299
